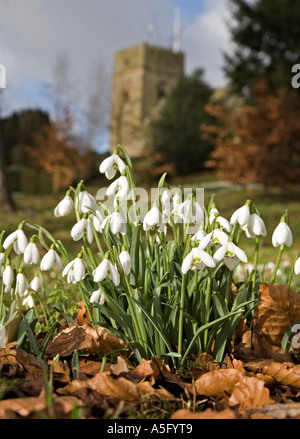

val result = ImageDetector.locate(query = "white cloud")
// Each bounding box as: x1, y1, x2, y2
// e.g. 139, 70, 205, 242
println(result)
181, 0, 232, 87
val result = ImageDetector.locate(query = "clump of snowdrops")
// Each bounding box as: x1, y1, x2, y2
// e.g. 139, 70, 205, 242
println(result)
0, 145, 299, 366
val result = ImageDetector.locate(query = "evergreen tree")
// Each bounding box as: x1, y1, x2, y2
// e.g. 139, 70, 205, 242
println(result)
224, 0, 300, 93
151, 69, 214, 175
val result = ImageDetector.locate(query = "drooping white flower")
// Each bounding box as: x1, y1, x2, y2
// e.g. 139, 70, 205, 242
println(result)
177, 200, 205, 226
99, 153, 126, 180
15, 272, 28, 297
230, 204, 251, 227
22, 295, 34, 309
272, 221, 293, 247
191, 230, 207, 246
3, 263, 14, 288
209, 208, 219, 225
71, 218, 94, 244
3, 229, 28, 255
77, 191, 97, 214
40, 249, 63, 272
63, 257, 86, 284
294, 257, 300, 275
143, 206, 164, 232
54, 195, 74, 217
215, 216, 232, 233
93, 258, 120, 286
243, 213, 267, 238
91, 208, 105, 232
119, 250, 132, 275
90, 287, 106, 305
181, 248, 216, 274
24, 242, 40, 265
213, 242, 248, 270
29, 276, 41, 292
100, 211, 127, 235
197, 228, 229, 250
106, 176, 129, 201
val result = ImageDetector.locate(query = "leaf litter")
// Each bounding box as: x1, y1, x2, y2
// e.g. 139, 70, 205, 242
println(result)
2, 285, 300, 419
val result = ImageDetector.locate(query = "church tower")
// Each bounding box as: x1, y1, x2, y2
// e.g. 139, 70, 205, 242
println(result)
110, 43, 184, 158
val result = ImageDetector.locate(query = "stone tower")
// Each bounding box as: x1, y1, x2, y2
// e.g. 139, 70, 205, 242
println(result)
110, 43, 184, 158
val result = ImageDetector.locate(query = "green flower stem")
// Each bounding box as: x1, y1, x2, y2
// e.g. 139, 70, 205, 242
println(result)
203, 268, 212, 349
123, 275, 145, 351
178, 273, 187, 358
252, 236, 260, 290
287, 250, 300, 287
83, 236, 98, 269
271, 244, 285, 283
89, 219, 104, 258
225, 269, 233, 305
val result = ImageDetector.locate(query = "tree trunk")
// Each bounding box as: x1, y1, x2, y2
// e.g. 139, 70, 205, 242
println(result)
0, 130, 15, 211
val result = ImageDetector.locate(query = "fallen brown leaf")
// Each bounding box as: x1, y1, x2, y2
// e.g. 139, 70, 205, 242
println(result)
58, 371, 172, 403
193, 369, 243, 397
247, 403, 300, 419
228, 375, 273, 413
171, 408, 237, 419
75, 301, 91, 326
254, 283, 300, 352
261, 362, 300, 389
45, 325, 126, 357
0, 394, 84, 419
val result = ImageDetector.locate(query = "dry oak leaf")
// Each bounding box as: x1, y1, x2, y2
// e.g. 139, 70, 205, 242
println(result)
261, 362, 300, 389
193, 369, 244, 397
254, 283, 300, 348
228, 375, 273, 413
171, 408, 237, 419
110, 356, 134, 376
0, 394, 83, 419
45, 325, 126, 357
58, 372, 172, 403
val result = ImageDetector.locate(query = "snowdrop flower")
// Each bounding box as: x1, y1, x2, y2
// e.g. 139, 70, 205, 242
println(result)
119, 250, 132, 275
29, 276, 41, 292
243, 213, 267, 238
209, 208, 219, 224
213, 242, 248, 270
178, 200, 205, 225
15, 272, 28, 297
101, 211, 127, 235
93, 258, 120, 286
0, 325, 5, 348
91, 208, 105, 232
215, 216, 232, 233
90, 287, 106, 305
54, 194, 74, 217
191, 230, 207, 246
143, 206, 164, 232
181, 248, 216, 274
77, 190, 97, 214
3, 228, 28, 255
294, 257, 300, 275
99, 153, 126, 180
63, 257, 86, 284
272, 221, 293, 247
71, 217, 94, 244
40, 248, 63, 272
106, 176, 129, 200
197, 228, 229, 250
230, 204, 251, 227
22, 295, 34, 309
24, 241, 40, 265
3, 263, 14, 289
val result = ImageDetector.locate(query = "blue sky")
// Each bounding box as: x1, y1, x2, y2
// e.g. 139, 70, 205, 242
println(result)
0, 0, 232, 152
